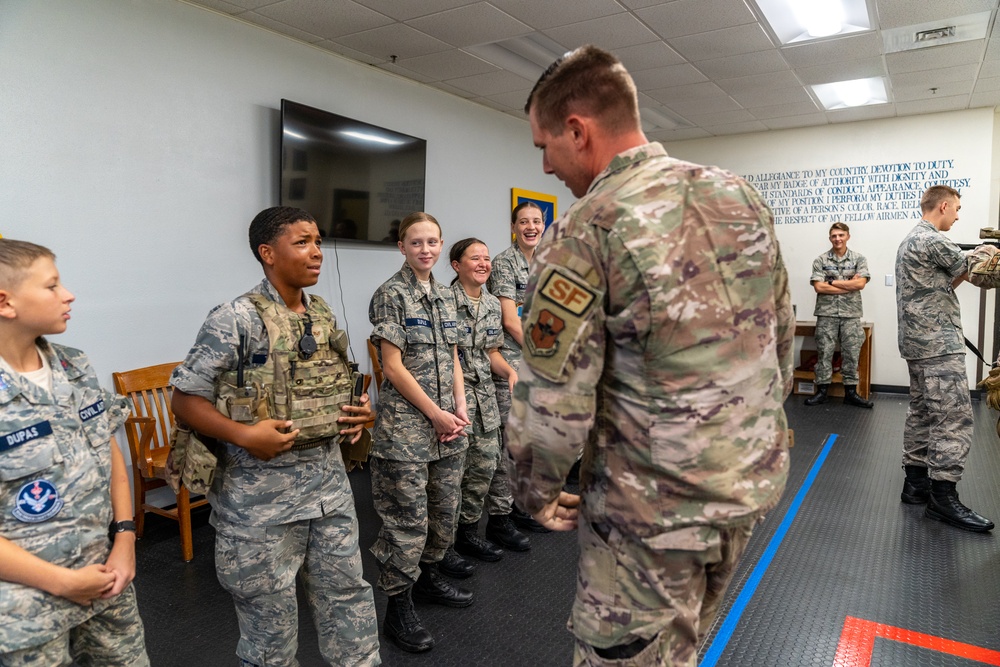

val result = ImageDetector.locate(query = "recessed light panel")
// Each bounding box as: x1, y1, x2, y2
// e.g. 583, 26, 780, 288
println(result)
755, 0, 872, 45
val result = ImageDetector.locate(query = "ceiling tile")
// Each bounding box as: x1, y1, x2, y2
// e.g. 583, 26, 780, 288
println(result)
971, 89, 1000, 105
749, 100, 822, 119
255, 0, 393, 40
444, 69, 535, 96
618, 0, 674, 10
876, 0, 998, 30
199, 0, 280, 9
730, 85, 814, 107
762, 113, 829, 130
891, 80, 974, 101
242, 11, 327, 43
631, 63, 709, 89
706, 120, 770, 135
974, 76, 1000, 92
428, 80, 478, 98
611, 41, 686, 72
647, 81, 730, 102
407, 3, 532, 48
315, 40, 388, 63
334, 24, 452, 60
473, 96, 517, 113
687, 108, 756, 125
894, 94, 971, 115
781, 33, 883, 69
889, 63, 980, 87
190, 0, 248, 14
716, 69, 802, 94
664, 95, 742, 116
694, 50, 790, 79
796, 57, 887, 85
543, 13, 660, 50
376, 62, 436, 83
979, 59, 1000, 78
484, 88, 533, 111
886, 40, 986, 74
635, 0, 758, 40
668, 23, 775, 61
489, 0, 625, 30
396, 50, 498, 79
826, 104, 896, 123
986, 38, 1000, 60
352, 0, 480, 21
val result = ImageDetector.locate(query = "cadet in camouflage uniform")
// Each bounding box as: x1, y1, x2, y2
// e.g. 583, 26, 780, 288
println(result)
444, 239, 517, 571
484, 204, 548, 547
170, 208, 379, 667
805, 222, 872, 408
508, 46, 794, 666
895, 185, 1000, 533
0, 239, 148, 667
368, 212, 473, 654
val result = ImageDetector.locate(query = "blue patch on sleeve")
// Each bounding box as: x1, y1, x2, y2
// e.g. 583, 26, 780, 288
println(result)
405, 317, 431, 327
78, 399, 106, 422
1, 421, 53, 453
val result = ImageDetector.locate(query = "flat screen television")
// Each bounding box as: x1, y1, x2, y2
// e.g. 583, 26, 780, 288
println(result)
279, 99, 426, 245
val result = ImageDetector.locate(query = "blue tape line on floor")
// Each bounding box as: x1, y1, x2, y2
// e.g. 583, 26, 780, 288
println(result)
699, 433, 839, 667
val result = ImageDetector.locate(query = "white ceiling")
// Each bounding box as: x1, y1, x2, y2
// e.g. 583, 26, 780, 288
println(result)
185, 0, 1000, 141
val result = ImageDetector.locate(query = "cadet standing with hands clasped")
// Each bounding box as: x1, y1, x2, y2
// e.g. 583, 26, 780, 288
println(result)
805, 222, 873, 408
0, 239, 149, 667
170, 207, 379, 667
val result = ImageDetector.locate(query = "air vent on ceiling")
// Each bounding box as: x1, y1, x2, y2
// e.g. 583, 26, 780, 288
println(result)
915, 26, 956, 42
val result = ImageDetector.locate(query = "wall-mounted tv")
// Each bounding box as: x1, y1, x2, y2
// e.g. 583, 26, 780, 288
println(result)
279, 99, 426, 245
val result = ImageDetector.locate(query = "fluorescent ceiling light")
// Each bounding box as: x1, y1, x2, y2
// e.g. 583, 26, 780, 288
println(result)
467, 33, 567, 82
755, 0, 871, 45
811, 77, 887, 110
340, 130, 405, 146
639, 107, 686, 131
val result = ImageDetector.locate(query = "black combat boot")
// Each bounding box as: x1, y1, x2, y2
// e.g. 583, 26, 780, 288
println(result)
438, 546, 475, 579
925, 480, 995, 532
900, 465, 930, 504
844, 385, 873, 409
454, 522, 503, 562
412, 562, 474, 607
804, 384, 828, 406
384, 588, 434, 653
511, 504, 551, 534
486, 513, 531, 552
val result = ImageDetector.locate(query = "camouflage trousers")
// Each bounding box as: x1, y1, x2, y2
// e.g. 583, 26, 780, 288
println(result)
903, 354, 973, 481
369, 452, 465, 595
458, 425, 500, 525
487, 372, 515, 515
570, 519, 754, 667
0, 585, 148, 667
213, 506, 379, 667
814, 316, 863, 385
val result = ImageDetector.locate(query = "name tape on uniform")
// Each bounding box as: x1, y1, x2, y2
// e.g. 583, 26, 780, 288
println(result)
2, 421, 53, 453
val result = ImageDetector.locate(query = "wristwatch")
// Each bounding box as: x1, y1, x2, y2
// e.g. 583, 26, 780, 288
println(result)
827, 278, 835, 285
108, 520, 137, 541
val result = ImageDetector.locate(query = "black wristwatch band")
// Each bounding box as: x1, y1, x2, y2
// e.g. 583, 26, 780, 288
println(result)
827, 278, 835, 285
109, 520, 137, 540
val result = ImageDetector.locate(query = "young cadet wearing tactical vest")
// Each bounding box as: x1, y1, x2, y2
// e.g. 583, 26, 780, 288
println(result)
0, 239, 149, 666
440, 238, 518, 576
368, 212, 472, 653
169, 207, 379, 667
482, 203, 548, 550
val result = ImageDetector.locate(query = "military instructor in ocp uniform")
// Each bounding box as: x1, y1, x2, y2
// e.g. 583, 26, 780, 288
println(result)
506, 46, 793, 666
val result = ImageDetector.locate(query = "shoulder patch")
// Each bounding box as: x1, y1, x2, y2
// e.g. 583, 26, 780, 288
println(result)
539, 269, 598, 316
525, 309, 565, 357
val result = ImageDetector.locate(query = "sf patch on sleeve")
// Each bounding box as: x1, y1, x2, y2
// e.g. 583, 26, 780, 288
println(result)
523, 266, 600, 382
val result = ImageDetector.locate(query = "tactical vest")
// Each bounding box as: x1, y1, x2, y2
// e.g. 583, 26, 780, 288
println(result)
215, 292, 356, 449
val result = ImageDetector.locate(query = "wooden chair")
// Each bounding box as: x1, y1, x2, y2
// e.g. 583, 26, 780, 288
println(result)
112, 362, 209, 562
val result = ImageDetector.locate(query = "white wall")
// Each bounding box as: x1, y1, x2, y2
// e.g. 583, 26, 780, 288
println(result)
666, 108, 999, 388
0, 0, 570, 385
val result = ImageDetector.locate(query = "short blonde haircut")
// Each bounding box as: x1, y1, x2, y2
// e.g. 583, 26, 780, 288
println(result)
0, 239, 55, 289
398, 212, 442, 242
921, 185, 961, 214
